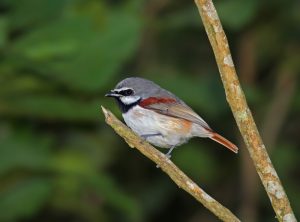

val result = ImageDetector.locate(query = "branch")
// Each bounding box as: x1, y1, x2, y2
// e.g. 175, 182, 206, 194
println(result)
101, 106, 240, 222
194, 0, 296, 221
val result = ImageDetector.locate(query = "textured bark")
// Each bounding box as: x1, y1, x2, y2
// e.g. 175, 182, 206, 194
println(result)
194, 0, 296, 221
101, 106, 240, 222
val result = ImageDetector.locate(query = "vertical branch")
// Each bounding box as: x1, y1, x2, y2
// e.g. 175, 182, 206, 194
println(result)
194, 0, 296, 221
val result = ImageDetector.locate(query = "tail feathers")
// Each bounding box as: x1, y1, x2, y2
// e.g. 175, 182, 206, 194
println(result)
210, 132, 238, 153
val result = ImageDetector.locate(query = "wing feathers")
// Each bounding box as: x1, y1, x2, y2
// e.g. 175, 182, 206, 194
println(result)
139, 97, 211, 130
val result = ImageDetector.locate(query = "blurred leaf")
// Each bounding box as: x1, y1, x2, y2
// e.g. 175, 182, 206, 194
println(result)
49, 151, 101, 220
50, 150, 141, 221
9, 0, 67, 29
0, 95, 102, 121
0, 178, 52, 221
0, 75, 51, 95
90, 173, 141, 222
256, 23, 282, 61
243, 85, 266, 105
174, 144, 219, 183
0, 128, 51, 175
140, 178, 176, 218
12, 18, 91, 59
162, 7, 201, 29
216, 0, 259, 30
272, 143, 298, 178
51, 11, 142, 91
13, 9, 142, 91
0, 16, 7, 48
50, 150, 95, 175
63, 130, 118, 168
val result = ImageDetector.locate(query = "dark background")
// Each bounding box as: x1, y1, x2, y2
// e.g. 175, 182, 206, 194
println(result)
0, 0, 299, 221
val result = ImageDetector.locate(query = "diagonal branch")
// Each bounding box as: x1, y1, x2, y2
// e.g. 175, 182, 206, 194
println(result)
194, 0, 296, 221
101, 106, 240, 222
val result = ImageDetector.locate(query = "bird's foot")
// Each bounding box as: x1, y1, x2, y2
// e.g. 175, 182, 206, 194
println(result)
165, 154, 171, 159
165, 146, 176, 159
156, 146, 176, 168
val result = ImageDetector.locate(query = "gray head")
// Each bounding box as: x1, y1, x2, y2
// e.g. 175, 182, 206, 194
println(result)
105, 77, 181, 112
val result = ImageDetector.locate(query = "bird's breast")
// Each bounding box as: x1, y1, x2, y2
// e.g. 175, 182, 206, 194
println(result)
122, 105, 193, 148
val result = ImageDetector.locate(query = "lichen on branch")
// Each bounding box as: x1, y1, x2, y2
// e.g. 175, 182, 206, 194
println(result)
194, 0, 296, 221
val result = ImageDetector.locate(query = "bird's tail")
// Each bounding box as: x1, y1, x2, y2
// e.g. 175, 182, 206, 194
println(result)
210, 132, 238, 153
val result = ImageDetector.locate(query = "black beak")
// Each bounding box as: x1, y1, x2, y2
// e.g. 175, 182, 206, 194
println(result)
105, 90, 121, 98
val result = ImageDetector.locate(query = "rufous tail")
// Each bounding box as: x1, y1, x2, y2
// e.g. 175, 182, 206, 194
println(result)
210, 132, 238, 153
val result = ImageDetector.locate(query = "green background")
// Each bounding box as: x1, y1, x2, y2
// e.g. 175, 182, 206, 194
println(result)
0, 0, 299, 221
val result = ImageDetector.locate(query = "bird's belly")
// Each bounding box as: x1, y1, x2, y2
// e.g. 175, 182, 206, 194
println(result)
122, 106, 193, 148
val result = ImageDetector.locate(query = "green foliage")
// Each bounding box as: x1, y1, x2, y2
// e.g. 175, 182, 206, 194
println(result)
216, 0, 259, 30
0, 128, 50, 175
0, 16, 7, 48
0, 178, 52, 221
174, 145, 219, 183
11, 3, 141, 91
0, 95, 100, 121
0, 127, 52, 221
0, 1, 143, 220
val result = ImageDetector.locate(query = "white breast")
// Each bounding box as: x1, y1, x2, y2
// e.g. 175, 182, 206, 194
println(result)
122, 105, 194, 148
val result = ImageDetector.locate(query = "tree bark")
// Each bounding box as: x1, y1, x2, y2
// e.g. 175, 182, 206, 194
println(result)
194, 0, 296, 221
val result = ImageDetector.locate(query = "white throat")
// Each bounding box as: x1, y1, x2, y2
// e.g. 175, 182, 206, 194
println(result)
120, 96, 141, 105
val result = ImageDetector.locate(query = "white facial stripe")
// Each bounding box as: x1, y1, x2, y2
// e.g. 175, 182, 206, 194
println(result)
114, 87, 133, 93
120, 96, 140, 105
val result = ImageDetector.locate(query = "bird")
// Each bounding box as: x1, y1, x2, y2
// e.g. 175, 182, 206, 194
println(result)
105, 77, 238, 158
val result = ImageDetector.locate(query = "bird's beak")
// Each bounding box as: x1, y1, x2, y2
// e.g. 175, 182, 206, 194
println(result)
105, 90, 122, 97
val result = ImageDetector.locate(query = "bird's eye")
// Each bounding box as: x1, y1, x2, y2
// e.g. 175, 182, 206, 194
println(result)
122, 89, 134, 96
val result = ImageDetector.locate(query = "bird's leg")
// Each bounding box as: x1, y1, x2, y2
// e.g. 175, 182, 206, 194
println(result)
156, 145, 176, 168
165, 145, 176, 159
140, 133, 162, 140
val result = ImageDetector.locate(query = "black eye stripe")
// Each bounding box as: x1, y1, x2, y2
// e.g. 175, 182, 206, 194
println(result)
118, 89, 134, 96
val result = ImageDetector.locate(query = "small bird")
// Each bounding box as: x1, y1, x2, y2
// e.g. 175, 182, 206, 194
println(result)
106, 77, 238, 158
